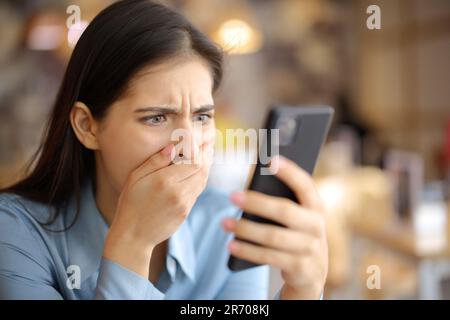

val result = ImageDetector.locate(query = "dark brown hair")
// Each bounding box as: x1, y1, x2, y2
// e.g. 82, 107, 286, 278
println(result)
1, 0, 223, 230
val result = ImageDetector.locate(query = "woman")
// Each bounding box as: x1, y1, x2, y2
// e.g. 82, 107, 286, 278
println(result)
0, 0, 328, 300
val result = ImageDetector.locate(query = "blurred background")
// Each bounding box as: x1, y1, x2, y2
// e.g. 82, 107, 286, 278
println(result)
0, 0, 449, 299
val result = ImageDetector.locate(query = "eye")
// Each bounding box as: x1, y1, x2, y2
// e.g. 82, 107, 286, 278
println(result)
193, 113, 213, 124
142, 115, 167, 126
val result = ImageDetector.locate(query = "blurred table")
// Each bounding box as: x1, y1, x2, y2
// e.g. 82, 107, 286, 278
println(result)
350, 205, 450, 299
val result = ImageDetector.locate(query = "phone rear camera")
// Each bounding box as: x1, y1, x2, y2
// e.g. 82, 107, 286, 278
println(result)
276, 116, 297, 146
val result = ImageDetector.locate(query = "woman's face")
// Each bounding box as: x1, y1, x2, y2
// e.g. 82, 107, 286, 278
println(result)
94, 56, 216, 195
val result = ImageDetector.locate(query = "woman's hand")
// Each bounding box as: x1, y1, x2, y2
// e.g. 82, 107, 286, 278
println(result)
222, 155, 328, 299
104, 141, 213, 277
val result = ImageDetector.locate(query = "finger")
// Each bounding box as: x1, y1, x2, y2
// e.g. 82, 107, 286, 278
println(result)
187, 136, 214, 166
178, 162, 210, 199
176, 140, 213, 182
155, 141, 211, 183
223, 217, 315, 253
270, 155, 323, 211
168, 144, 212, 205
228, 239, 294, 270
230, 190, 324, 236
172, 137, 210, 166
130, 144, 174, 182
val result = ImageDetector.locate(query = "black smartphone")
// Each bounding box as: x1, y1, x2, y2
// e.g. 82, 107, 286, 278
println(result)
227, 105, 334, 271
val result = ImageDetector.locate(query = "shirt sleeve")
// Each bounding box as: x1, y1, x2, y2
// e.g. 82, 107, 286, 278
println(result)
0, 205, 63, 300
215, 265, 270, 299
94, 257, 165, 300
0, 202, 164, 300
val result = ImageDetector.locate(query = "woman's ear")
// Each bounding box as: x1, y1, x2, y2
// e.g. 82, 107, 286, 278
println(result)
70, 101, 100, 150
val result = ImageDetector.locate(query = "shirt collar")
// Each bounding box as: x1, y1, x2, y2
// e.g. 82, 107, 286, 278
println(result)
65, 179, 197, 283
167, 216, 197, 282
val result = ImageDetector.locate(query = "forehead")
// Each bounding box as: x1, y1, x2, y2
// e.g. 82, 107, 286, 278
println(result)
125, 56, 214, 101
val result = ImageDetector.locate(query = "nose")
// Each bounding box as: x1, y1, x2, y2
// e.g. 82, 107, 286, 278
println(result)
171, 118, 203, 161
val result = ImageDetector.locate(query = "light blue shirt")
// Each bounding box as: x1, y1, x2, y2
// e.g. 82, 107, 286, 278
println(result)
0, 179, 279, 300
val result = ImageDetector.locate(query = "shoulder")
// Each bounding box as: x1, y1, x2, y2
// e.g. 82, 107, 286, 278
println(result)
0, 192, 56, 251
0, 192, 49, 232
0, 192, 32, 230
0, 193, 60, 296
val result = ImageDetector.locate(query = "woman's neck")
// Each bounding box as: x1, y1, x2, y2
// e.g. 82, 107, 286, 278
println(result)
94, 166, 120, 226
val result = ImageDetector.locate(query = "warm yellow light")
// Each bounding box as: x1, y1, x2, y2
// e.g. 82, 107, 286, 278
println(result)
213, 19, 262, 55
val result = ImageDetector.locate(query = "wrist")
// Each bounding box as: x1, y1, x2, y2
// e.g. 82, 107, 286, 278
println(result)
103, 228, 154, 278
280, 283, 323, 300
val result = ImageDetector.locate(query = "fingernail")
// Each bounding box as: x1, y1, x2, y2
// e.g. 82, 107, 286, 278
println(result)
221, 218, 236, 231
230, 191, 245, 206
228, 240, 239, 252
162, 144, 174, 156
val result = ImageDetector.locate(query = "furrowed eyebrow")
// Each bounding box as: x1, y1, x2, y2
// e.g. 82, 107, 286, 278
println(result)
134, 106, 180, 114
193, 104, 215, 113
133, 104, 215, 114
